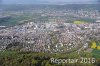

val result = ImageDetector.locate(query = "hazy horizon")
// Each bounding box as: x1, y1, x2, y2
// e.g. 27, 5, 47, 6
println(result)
0, 0, 99, 5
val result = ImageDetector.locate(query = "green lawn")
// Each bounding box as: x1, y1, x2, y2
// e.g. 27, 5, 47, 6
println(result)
0, 15, 33, 26
92, 49, 100, 58
0, 51, 17, 57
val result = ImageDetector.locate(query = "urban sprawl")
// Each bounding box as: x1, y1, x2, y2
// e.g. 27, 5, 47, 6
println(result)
0, 5, 100, 53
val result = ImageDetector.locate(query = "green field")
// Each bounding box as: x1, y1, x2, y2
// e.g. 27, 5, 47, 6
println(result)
92, 49, 100, 58
0, 15, 33, 26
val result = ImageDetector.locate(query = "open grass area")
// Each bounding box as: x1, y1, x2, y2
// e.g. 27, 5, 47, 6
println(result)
74, 20, 87, 24
0, 51, 18, 57
0, 15, 33, 26
92, 49, 100, 58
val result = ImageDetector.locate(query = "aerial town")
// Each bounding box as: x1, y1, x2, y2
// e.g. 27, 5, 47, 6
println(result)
0, 5, 100, 53
0, 4, 100, 66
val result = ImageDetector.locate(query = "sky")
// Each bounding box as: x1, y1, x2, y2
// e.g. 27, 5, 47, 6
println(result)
0, 0, 100, 4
